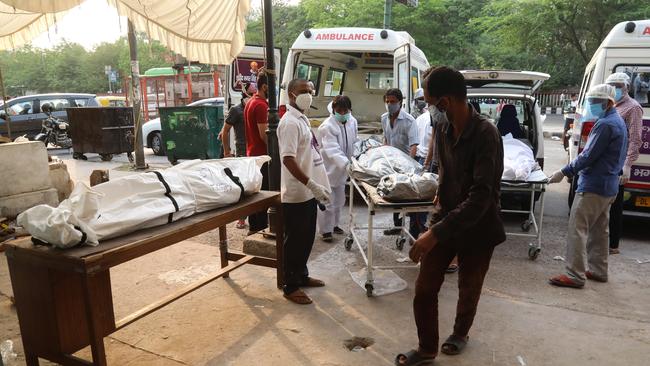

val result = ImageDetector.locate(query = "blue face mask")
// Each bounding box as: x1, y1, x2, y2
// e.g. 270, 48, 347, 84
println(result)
614, 88, 624, 102
587, 102, 606, 119
334, 112, 350, 123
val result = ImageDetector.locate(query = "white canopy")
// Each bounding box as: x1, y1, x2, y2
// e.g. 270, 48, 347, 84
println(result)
0, 0, 250, 64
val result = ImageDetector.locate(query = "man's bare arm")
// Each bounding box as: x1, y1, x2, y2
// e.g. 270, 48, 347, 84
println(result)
283, 156, 309, 185
258, 123, 269, 146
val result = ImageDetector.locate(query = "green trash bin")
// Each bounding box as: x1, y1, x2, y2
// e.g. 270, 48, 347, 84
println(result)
159, 106, 223, 164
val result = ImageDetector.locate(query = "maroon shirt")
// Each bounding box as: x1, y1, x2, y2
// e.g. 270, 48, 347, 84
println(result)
430, 105, 506, 248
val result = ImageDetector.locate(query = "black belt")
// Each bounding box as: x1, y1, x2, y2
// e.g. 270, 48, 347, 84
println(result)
223, 167, 245, 202
151, 171, 180, 223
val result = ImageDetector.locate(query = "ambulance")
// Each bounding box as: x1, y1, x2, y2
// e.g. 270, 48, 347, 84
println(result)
570, 20, 650, 216
279, 28, 430, 132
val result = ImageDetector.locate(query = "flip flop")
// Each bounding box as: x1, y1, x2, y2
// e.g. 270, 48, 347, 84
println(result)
394, 350, 435, 365
283, 289, 313, 305
445, 264, 458, 274
548, 274, 584, 288
302, 277, 325, 287
441, 335, 468, 356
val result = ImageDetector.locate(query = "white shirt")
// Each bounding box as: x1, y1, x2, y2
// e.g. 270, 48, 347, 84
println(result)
381, 109, 419, 154
318, 114, 358, 187
277, 105, 331, 203
415, 112, 432, 158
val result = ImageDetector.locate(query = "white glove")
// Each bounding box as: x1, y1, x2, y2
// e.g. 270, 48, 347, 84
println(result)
306, 179, 331, 205
548, 170, 565, 184
620, 166, 631, 185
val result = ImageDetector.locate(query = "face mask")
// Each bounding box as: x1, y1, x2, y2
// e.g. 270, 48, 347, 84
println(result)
428, 101, 449, 123
334, 112, 350, 123
386, 102, 401, 115
587, 102, 606, 119
614, 88, 624, 102
416, 100, 426, 111
292, 92, 312, 112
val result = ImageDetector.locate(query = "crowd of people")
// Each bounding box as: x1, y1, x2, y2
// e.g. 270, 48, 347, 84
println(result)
218, 67, 641, 365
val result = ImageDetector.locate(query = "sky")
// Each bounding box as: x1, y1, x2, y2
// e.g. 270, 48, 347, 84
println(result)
31, 0, 301, 50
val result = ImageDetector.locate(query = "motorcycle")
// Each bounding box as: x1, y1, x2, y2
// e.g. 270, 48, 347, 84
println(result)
34, 103, 72, 149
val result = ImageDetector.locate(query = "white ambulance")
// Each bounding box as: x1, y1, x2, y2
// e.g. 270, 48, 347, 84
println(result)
570, 20, 650, 215
278, 28, 430, 133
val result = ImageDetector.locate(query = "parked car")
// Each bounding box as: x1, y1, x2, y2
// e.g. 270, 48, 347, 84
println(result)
97, 95, 127, 107
142, 97, 225, 156
0, 93, 99, 139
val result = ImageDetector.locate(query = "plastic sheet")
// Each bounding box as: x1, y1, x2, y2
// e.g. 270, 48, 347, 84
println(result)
352, 136, 382, 158
502, 134, 539, 181
349, 145, 423, 185
377, 172, 438, 201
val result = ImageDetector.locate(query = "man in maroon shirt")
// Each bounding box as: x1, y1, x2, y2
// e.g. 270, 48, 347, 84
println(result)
244, 72, 270, 233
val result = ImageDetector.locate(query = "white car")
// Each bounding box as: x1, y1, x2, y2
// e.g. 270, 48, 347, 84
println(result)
142, 97, 225, 156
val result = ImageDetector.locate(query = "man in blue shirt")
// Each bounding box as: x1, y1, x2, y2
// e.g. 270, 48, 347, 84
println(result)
547, 84, 628, 288
381, 88, 420, 236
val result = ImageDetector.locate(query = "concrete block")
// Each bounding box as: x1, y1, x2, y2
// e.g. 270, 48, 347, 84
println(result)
49, 160, 74, 202
242, 232, 277, 259
0, 188, 58, 219
0, 141, 52, 197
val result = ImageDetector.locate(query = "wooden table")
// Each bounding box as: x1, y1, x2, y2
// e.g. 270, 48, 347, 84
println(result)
4, 191, 282, 366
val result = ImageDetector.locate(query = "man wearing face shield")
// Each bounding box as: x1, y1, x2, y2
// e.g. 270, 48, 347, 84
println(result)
412, 88, 427, 119
317, 95, 358, 242
547, 84, 628, 288
604, 72, 643, 255
277, 78, 332, 305
381, 88, 419, 236
395, 67, 505, 365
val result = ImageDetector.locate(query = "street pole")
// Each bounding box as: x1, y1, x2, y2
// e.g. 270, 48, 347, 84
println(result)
383, 0, 393, 29
127, 20, 147, 169
0, 68, 12, 140
263, 0, 281, 234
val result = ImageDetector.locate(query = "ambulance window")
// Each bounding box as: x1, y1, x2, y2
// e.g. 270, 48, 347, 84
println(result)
297, 63, 322, 96
577, 68, 594, 107
411, 67, 420, 94
614, 64, 650, 107
324, 69, 346, 97
366, 71, 393, 89
398, 62, 408, 100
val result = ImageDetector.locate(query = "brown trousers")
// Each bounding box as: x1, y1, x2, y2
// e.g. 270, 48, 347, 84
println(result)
413, 241, 494, 354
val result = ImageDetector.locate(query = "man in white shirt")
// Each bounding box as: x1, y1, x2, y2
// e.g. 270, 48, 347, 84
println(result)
277, 78, 332, 305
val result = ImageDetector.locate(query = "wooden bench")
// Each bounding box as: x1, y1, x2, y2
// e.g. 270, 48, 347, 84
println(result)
4, 191, 282, 366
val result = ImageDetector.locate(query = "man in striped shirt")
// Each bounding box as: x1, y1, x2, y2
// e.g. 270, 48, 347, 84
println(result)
605, 72, 644, 254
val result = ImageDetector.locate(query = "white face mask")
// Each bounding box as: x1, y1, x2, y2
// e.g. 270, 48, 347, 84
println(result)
428, 102, 448, 124
292, 92, 313, 112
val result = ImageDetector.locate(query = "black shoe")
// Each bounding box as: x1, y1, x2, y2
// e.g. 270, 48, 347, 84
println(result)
383, 228, 401, 236
333, 226, 345, 235
322, 232, 333, 242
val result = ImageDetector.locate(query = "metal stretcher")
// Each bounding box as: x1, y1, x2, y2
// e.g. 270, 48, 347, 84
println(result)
344, 177, 434, 297
344, 170, 549, 296
500, 169, 549, 260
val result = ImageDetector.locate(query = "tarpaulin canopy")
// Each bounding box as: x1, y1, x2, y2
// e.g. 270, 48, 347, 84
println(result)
0, 0, 250, 64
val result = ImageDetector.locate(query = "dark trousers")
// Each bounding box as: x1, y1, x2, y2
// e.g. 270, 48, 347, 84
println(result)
282, 198, 317, 295
414, 242, 494, 354
248, 162, 269, 232
608, 185, 625, 249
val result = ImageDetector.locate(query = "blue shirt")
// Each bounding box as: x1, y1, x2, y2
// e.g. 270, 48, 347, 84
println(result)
381, 109, 419, 155
561, 108, 628, 197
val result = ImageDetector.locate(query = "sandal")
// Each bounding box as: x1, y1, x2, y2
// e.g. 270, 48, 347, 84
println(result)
548, 274, 583, 288
586, 271, 607, 283
445, 264, 458, 274
394, 349, 435, 365
302, 277, 325, 287
333, 226, 345, 235
441, 335, 468, 356
283, 289, 313, 305
609, 248, 620, 255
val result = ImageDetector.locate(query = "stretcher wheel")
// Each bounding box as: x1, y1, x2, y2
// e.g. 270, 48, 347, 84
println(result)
100, 153, 113, 162
521, 220, 532, 232
344, 237, 354, 251
396, 237, 406, 251
365, 282, 374, 297
528, 246, 541, 260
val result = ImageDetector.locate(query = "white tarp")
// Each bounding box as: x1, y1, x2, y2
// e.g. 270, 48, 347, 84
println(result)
0, 0, 250, 64
17, 156, 269, 248
502, 133, 539, 181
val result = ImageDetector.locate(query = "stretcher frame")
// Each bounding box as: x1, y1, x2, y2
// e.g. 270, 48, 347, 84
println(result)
344, 178, 434, 297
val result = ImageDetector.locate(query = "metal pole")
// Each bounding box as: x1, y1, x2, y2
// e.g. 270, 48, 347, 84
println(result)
128, 20, 147, 169
383, 0, 393, 29
263, 0, 281, 234
0, 68, 11, 140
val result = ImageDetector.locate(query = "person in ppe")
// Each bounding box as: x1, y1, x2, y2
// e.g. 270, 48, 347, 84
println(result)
605, 72, 643, 255
411, 88, 427, 119
317, 95, 358, 242
278, 78, 331, 305
547, 84, 628, 288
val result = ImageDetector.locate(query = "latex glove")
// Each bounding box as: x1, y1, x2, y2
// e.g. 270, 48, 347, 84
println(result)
620, 166, 631, 185
306, 179, 331, 205
548, 170, 565, 184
